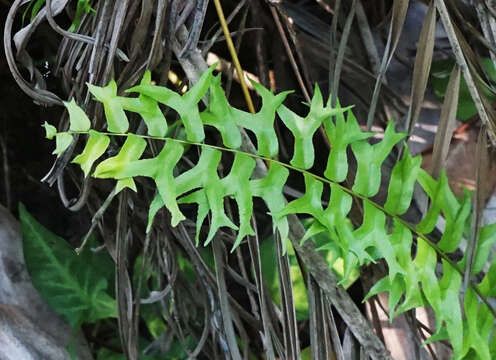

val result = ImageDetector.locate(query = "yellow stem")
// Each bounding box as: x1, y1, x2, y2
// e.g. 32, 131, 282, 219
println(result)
212, 0, 255, 114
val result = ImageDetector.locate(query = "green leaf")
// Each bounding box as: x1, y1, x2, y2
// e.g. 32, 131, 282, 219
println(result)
250, 163, 290, 253
437, 189, 471, 253
113, 140, 185, 227
233, 81, 292, 158
221, 153, 256, 250
352, 202, 403, 281
29, 0, 45, 21
200, 75, 242, 149
41, 67, 496, 358
478, 258, 496, 297
88, 80, 129, 133
384, 144, 422, 215
94, 134, 147, 192
72, 130, 110, 177
261, 218, 359, 321
471, 222, 496, 274
437, 259, 463, 356
176, 148, 238, 245
416, 169, 460, 234
127, 65, 216, 142
19, 203, 116, 328
68, 0, 94, 32
146, 193, 165, 233
431, 58, 496, 121
323, 106, 373, 182
119, 71, 168, 137
43, 122, 57, 139
64, 99, 91, 132
413, 240, 442, 322
53, 133, 73, 156
279, 174, 326, 226
351, 121, 405, 197
277, 85, 349, 169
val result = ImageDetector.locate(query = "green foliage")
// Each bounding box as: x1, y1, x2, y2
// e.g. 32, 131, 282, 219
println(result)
23, 0, 94, 30
68, 0, 94, 32
431, 58, 496, 121
261, 219, 360, 321
53, 132, 73, 156
23, 0, 45, 23
44, 65, 496, 359
19, 204, 116, 328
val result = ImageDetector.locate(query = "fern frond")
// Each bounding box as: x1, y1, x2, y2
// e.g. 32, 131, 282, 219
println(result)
44, 65, 496, 359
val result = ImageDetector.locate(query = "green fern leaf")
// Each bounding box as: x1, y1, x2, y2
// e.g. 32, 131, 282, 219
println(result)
277, 85, 349, 169
351, 121, 405, 197
113, 140, 185, 226
43, 65, 496, 358
416, 169, 459, 234
384, 143, 422, 215
221, 153, 256, 250
323, 106, 372, 182
43, 121, 57, 139
64, 99, 91, 132
119, 71, 168, 137
94, 134, 147, 193
250, 163, 290, 253
88, 80, 129, 133
72, 130, 110, 177
127, 66, 215, 142
53, 133, 73, 156
232, 81, 292, 158
200, 75, 242, 149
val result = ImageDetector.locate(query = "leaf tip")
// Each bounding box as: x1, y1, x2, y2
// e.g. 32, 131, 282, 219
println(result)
42, 122, 57, 139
